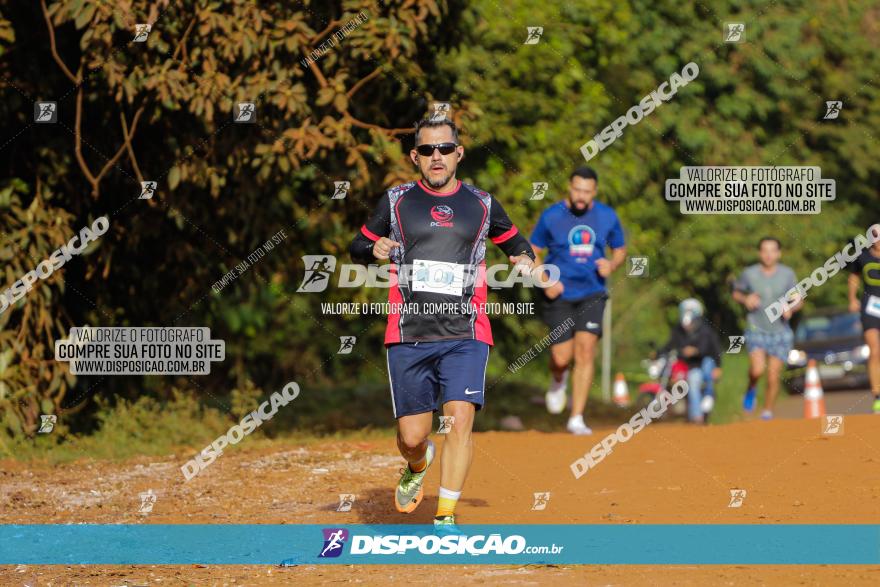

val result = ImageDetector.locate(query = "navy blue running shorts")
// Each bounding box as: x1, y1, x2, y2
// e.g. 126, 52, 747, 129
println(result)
386, 339, 489, 418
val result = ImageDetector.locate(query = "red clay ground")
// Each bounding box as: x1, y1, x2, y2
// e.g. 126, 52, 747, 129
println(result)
3, 416, 880, 585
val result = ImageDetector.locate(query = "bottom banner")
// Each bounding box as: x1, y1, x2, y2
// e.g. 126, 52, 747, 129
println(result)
2, 524, 879, 565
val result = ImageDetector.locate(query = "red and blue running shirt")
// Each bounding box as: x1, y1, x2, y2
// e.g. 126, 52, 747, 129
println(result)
349, 179, 534, 345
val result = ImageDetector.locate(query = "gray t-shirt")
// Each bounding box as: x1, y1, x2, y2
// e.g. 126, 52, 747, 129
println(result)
733, 263, 797, 332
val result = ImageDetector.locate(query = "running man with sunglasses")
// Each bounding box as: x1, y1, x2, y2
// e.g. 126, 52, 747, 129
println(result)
349, 117, 536, 531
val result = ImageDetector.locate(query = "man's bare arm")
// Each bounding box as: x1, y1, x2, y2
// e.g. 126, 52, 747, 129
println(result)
848, 272, 861, 312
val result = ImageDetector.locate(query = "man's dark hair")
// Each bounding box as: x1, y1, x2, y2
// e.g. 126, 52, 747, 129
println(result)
758, 236, 781, 249
570, 166, 598, 183
414, 118, 459, 146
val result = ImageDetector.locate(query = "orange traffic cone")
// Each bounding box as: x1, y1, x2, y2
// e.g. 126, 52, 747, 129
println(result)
613, 372, 630, 407
803, 359, 826, 419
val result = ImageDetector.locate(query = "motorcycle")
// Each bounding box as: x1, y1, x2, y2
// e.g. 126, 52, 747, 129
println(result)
637, 349, 697, 421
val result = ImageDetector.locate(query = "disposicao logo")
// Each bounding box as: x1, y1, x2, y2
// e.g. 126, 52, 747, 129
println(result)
313, 528, 564, 558
319, 528, 349, 558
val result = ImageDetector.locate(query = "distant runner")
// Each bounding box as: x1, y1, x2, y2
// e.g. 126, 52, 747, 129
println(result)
847, 224, 880, 414
529, 167, 626, 435
732, 237, 802, 420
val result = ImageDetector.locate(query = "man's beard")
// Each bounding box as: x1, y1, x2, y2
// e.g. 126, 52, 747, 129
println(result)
568, 197, 589, 216
422, 167, 453, 189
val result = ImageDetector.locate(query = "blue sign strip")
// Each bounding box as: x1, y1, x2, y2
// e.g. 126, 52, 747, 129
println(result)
2, 524, 878, 565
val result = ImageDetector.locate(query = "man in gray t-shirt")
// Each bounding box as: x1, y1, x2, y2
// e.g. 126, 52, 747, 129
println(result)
732, 237, 802, 420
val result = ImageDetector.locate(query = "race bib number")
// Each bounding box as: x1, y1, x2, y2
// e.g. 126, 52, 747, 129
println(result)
412, 259, 465, 296
866, 295, 880, 318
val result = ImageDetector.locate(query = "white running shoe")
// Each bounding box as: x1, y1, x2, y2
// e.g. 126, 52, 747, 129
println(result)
566, 415, 593, 435
700, 395, 715, 413
545, 369, 569, 414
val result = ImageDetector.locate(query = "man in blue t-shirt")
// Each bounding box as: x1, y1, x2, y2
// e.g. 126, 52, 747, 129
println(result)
529, 167, 626, 435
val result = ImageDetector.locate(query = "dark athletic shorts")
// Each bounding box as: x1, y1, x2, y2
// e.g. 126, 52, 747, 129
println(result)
861, 296, 880, 332
386, 339, 489, 418
540, 290, 608, 343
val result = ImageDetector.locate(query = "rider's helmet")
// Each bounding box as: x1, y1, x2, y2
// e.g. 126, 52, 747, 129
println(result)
678, 298, 703, 329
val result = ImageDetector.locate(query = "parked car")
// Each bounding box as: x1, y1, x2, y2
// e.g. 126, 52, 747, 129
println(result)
785, 309, 870, 393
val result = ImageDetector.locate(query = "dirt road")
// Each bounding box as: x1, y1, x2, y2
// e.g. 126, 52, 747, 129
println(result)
774, 388, 876, 419
3, 415, 880, 585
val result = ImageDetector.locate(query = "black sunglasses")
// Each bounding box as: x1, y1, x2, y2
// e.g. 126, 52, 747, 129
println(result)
415, 142, 458, 156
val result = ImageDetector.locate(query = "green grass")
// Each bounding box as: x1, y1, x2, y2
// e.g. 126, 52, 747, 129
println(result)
498, 348, 756, 426
708, 352, 750, 424
3, 391, 232, 463
5, 351, 773, 463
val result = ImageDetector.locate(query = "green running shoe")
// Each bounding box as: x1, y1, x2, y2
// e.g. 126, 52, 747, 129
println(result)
394, 440, 435, 513
873, 397, 880, 414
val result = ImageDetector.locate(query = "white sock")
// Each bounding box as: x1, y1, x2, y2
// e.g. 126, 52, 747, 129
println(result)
551, 369, 569, 390
438, 487, 461, 500
437, 486, 462, 518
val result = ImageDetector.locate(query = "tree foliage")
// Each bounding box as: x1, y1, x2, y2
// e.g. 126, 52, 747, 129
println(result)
0, 0, 463, 438
0, 0, 878, 439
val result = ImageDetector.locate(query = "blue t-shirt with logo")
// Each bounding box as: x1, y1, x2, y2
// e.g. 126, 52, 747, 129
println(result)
529, 201, 625, 300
